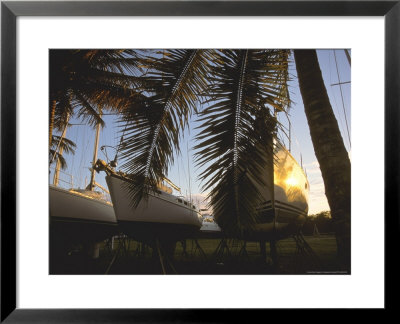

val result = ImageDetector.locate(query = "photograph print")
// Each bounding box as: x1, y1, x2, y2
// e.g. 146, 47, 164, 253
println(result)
49, 49, 351, 275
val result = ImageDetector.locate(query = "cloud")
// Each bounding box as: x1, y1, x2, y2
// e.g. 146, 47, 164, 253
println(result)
308, 199, 330, 215
187, 192, 209, 202
303, 160, 330, 214
185, 192, 212, 212
304, 161, 320, 168
304, 161, 321, 175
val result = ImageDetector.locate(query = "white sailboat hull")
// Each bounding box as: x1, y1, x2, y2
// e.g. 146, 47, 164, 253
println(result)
106, 175, 202, 242
49, 185, 117, 246
200, 222, 221, 233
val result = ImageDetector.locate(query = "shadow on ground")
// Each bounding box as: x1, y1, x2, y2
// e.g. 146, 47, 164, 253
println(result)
50, 235, 346, 275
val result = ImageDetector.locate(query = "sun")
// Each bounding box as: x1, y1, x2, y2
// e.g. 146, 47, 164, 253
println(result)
285, 176, 298, 187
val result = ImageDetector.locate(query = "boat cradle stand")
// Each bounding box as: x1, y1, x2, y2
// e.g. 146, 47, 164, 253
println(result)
105, 235, 179, 275
292, 231, 322, 272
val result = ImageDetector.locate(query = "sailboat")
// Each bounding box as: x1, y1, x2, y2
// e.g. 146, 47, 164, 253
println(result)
198, 210, 222, 239
94, 160, 203, 244
192, 141, 309, 242
200, 212, 221, 233
248, 141, 310, 241
49, 119, 117, 255
249, 49, 351, 241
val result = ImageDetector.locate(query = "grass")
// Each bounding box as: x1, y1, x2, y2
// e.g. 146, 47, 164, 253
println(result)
50, 234, 346, 275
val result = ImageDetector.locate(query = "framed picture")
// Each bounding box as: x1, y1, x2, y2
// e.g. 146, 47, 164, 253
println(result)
1, 0, 398, 321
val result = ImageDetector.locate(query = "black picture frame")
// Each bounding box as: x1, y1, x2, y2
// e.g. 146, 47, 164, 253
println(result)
1, 0, 398, 321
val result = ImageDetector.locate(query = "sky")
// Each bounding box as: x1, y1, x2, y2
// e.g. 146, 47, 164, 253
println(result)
50, 49, 351, 216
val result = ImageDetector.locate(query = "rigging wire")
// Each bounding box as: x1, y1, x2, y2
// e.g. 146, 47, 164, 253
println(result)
333, 50, 351, 148
328, 52, 350, 150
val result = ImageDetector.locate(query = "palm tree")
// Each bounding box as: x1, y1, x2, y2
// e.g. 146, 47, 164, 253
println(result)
293, 49, 351, 270
49, 134, 76, 171
49, 49, 144, 147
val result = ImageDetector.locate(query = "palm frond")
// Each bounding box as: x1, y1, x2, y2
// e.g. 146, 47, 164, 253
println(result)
51, 135, 76, 155
53, 91, 73, 132
49, 149, 67, 170
194, 49, 291, 236
74, 90, 105, 128
49, 135, 76, 169
50, 49, 144, 136
118, 49, 214, 207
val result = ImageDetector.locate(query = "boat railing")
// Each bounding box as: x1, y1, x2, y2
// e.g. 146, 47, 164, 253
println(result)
93, 182, 112, 203
49, 166, 74, 189
49, 166, 112, 203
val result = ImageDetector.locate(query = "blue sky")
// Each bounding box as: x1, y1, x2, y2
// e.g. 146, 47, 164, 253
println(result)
50, 49, 351, 215
283, 49, 351, 214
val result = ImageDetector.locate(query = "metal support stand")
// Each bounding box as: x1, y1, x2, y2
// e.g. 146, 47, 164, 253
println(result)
87, 242, 101, 259
116, 235, 130, 257
103, 237, 114, 254
155, 239, 178, 274
105, 238, 124, 274
238, 241, 249, 259
104, 235, 135, 274
156, 239, 167, 274
270, 240, 278, 272
134, 242, 149, 258
213, 238, 231, 263
191, 239, 207, 260
259, 240, 267, 261
292, 231, 321, 272
179, 240, 189, 258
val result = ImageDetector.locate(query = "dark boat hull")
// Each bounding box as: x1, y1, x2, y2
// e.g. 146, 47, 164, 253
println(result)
118, 220, 202, 244
50, 217, 117, 247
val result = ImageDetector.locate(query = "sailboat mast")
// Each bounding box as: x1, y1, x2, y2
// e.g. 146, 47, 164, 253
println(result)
88, 115, 102, 191
270, 109, 277, 212
187, 141, 192, 204
289, 121, 292, 152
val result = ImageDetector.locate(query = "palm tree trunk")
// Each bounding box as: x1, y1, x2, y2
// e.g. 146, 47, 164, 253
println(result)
294, 50, 351, 271
49, 99, 56, 148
